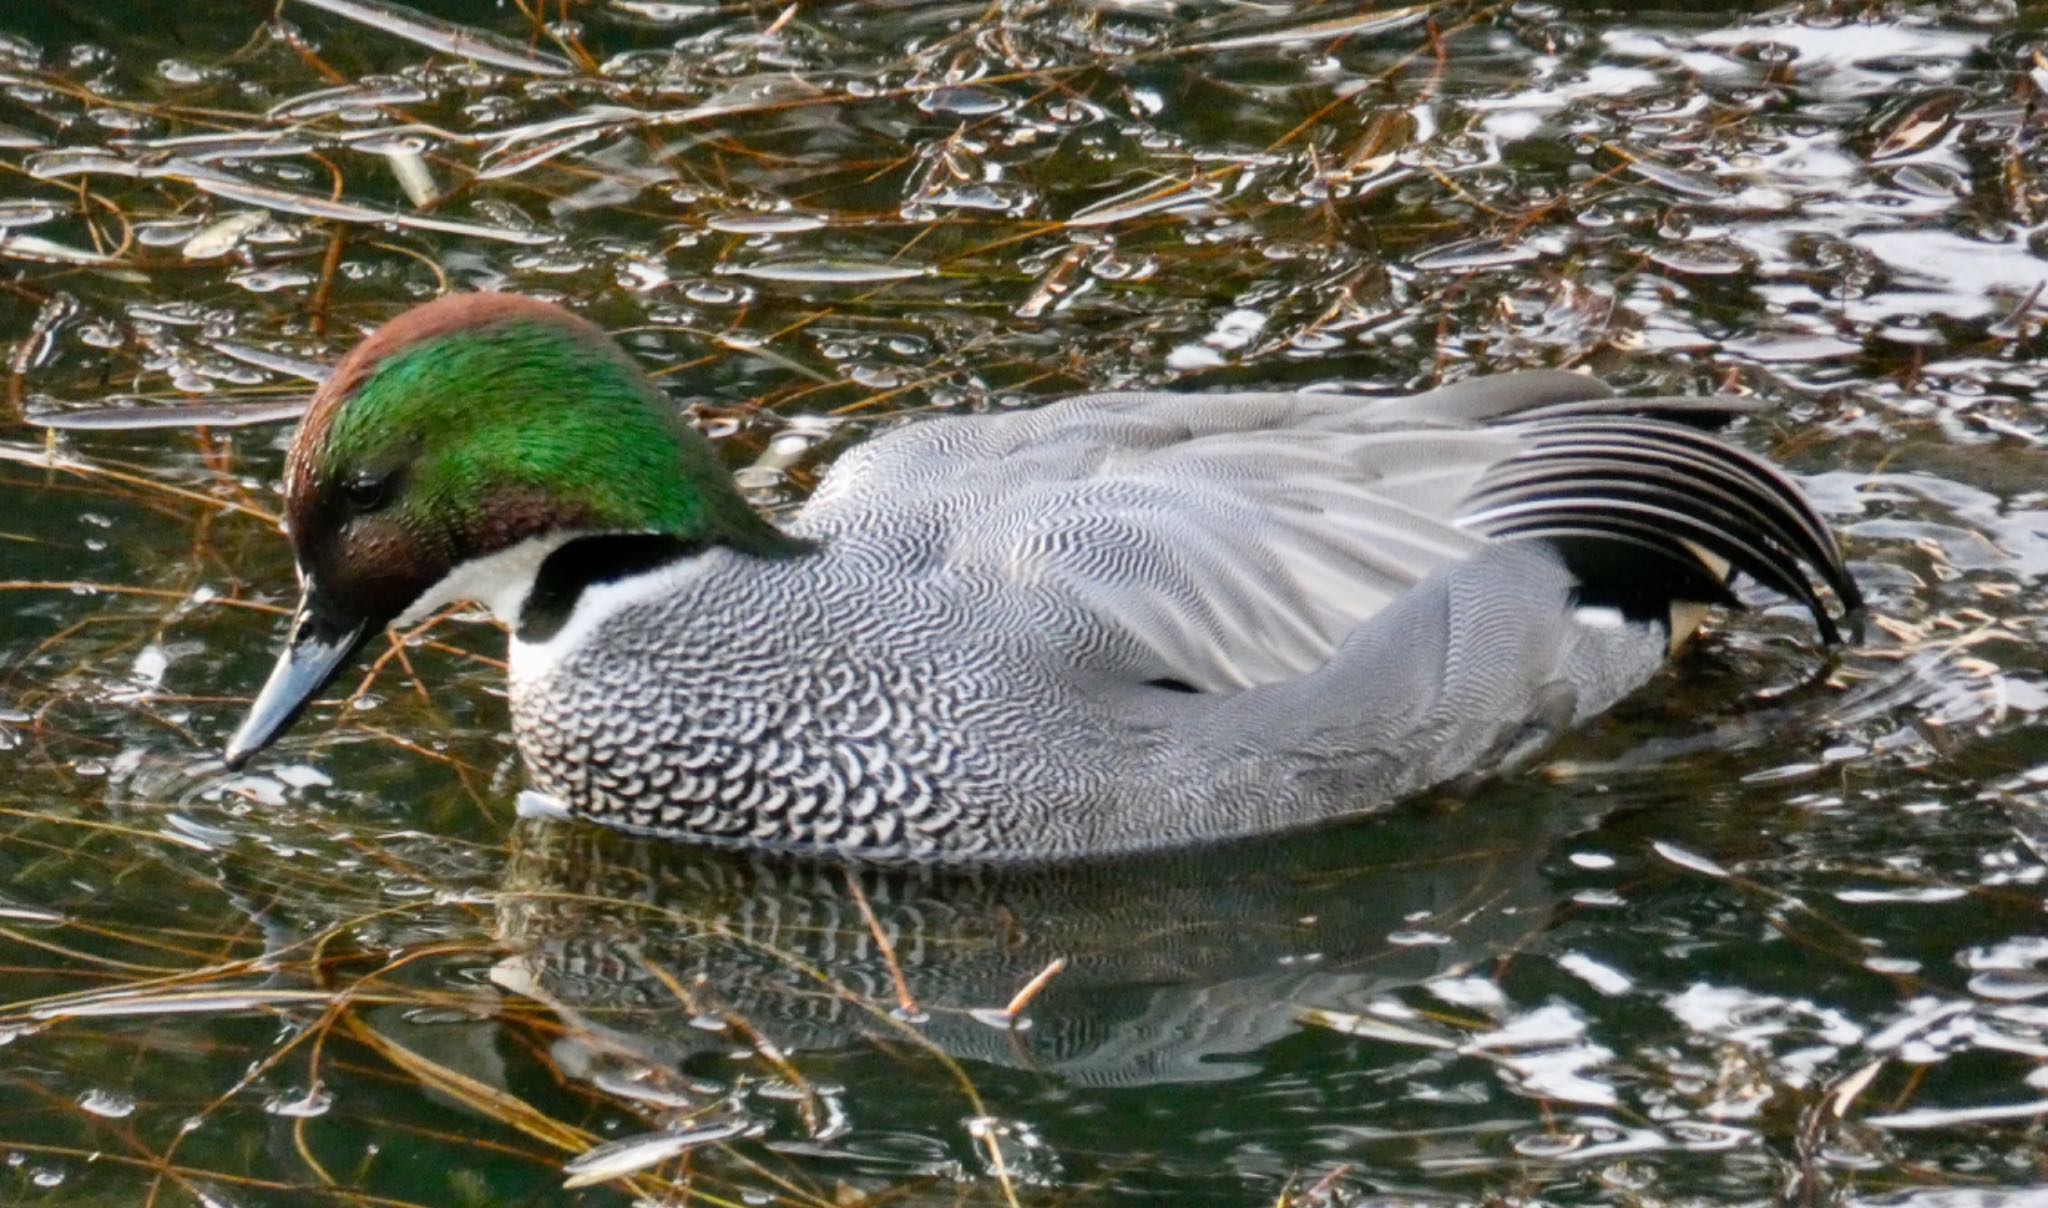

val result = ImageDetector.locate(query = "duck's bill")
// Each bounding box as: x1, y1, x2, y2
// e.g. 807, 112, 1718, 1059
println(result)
223, 596, 373, 770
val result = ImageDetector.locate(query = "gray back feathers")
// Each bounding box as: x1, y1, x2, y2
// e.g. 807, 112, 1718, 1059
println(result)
795, 372, 1856, 691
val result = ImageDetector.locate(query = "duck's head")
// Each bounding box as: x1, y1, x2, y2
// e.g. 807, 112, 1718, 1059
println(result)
224, 292, 790, 769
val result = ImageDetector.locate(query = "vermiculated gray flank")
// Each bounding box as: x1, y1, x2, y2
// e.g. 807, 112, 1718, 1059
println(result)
510, 370, 1861, 862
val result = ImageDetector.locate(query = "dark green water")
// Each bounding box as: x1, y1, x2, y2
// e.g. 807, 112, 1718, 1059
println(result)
2, 1, 2047, 1203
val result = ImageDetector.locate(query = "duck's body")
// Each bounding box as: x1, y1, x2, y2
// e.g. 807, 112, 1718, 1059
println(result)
225, 294, 1861, 862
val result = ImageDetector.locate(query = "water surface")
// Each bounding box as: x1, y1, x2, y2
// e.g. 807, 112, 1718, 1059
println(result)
2, 1, 2047, 1203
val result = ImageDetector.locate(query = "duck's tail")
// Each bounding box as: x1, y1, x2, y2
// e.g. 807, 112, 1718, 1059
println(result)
1459, 412, 1864, 646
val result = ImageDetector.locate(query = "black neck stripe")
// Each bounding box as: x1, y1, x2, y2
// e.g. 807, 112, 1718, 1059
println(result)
518, 533, 702, 644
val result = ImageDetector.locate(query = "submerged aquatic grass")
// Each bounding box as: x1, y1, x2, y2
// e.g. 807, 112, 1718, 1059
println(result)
0, 0, 2046, 1203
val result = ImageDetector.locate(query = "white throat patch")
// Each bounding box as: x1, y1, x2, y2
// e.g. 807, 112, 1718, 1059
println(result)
394, 533, 579, 629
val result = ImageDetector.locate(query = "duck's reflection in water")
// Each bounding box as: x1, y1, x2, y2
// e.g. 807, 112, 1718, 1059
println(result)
492, 792, 1589, 1102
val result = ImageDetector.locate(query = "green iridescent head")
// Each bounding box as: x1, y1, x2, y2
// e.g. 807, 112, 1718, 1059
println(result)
226, 292, 790, 767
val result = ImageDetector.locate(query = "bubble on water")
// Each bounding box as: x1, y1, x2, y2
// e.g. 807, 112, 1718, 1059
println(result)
158, 59, 208, 85
264, 1084, 333, 1118
704, 212, 826, 234
727, 260, 927, 284
130, 645, 167, 688
683, 280, 745, 305
274, 765, 332, 790
78, 1088, 135, 1118
229, 268, 315, 294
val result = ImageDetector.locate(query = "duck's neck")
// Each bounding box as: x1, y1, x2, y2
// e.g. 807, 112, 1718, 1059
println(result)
399, 511, 807, 637
516, 531, 728, 643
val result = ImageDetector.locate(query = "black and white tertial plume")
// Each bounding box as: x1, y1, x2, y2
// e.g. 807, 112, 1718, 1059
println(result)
1461, 407, 1861, 644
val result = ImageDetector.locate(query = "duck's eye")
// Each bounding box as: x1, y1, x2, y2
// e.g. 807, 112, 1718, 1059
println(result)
345, 470, 395, 514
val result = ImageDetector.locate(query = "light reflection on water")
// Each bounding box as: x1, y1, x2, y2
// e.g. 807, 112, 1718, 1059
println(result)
1, 0, 2047, 1203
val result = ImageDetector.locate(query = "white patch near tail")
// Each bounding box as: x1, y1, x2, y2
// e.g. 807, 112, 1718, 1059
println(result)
1668, 539, 1733, 655
1572, 605, 1628, 630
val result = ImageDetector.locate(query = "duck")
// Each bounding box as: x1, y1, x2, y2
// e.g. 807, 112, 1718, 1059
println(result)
223, 291, 1862, 862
